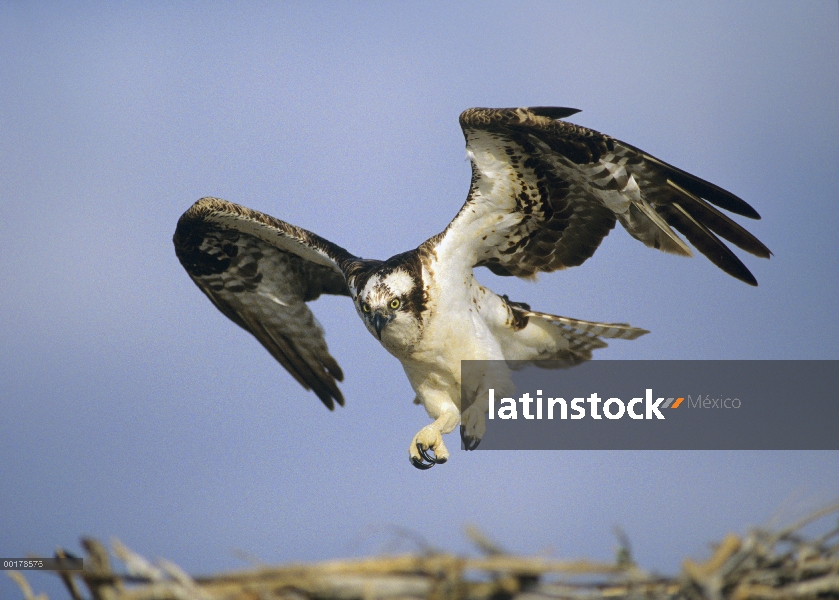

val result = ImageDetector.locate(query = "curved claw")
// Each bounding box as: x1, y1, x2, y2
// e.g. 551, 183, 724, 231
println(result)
418, 442, 448, 464
464, 439, 480, 451
460, 425, 481, 451
411, 455, 434, 470
417, 443, 436, 464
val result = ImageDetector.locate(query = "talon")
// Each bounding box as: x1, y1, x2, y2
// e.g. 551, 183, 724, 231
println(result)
417, 442, 435, 463
411, 456, 434, 470
460, 425, 481, 451
409, 423, 451, 469
417, 442, 447, 465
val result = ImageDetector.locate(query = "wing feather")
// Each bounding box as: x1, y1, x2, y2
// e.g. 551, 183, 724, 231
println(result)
657, 202, 758, 287
173, 197, 364, 410
430, 107, 769, 285
664, 179, 771, 258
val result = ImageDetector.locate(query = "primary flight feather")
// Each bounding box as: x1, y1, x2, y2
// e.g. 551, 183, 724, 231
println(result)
174, 106, 770, 469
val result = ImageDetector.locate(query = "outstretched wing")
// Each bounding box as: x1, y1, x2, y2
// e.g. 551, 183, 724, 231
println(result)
173, 197, 366, 410
432, 107, 770, 285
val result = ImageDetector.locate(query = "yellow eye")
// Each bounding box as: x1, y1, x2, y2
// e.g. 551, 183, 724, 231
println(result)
389, 298, 401, 310
361, 302, 371, 313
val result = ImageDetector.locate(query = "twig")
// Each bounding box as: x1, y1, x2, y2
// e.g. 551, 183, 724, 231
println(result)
7, 571, 48, 600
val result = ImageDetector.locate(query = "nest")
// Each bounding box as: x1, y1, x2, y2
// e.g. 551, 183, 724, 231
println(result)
9, 503, 839, 600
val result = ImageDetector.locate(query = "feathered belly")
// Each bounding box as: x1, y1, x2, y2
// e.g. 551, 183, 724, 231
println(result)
400, 302, 504, 414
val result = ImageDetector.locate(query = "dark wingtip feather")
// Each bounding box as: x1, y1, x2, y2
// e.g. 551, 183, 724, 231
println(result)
526, 106, 582, 120
314, 390, 345, 411
665, 179, 772, 259
312, 382, 345, 410
668, 171, 762, 220
313, 379, 344, 410
317, 392, 335, 411
661, 204, 759, 286
617, 143, 763, 219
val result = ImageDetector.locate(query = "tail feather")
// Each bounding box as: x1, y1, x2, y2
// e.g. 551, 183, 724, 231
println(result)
523, 309, 647, 363
522, 309, 650, 341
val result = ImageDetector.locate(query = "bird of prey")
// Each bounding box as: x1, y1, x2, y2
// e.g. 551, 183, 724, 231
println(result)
174, 106, 770, 469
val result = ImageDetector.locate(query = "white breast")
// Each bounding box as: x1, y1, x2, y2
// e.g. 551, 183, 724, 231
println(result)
398, 258, 504, 416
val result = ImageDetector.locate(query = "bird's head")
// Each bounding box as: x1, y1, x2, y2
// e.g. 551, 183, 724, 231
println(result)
355, 261, 424, 348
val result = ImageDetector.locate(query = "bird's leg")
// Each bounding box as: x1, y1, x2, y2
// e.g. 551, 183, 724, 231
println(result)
460, 399, 486, 451
459, 364, 514, 451
409, 409, 459, 470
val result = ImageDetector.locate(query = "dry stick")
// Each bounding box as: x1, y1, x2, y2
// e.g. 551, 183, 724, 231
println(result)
55, 548, 84, 600
811, 522, 839, 549
771, 502, 839, 543
26, 504, 839, 600
80, 537, 119, 600
463, 525, 505, 557
7, 571, 47, 600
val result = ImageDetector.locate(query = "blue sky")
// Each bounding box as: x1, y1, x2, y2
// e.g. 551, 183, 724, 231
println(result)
1, 3, 838, 598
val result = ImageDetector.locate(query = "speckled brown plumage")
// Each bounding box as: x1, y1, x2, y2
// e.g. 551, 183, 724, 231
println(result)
452, 107, 770, 284
173, 105, 769, 433
174, 198, 375, 410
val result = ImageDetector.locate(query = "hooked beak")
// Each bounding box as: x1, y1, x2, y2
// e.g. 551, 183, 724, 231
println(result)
372, 311, 389, 340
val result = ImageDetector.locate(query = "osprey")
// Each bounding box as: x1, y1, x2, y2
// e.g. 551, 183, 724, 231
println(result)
174, 107, 770, 469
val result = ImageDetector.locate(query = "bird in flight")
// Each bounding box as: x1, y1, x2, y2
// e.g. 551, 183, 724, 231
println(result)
174, 106, 770, 469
